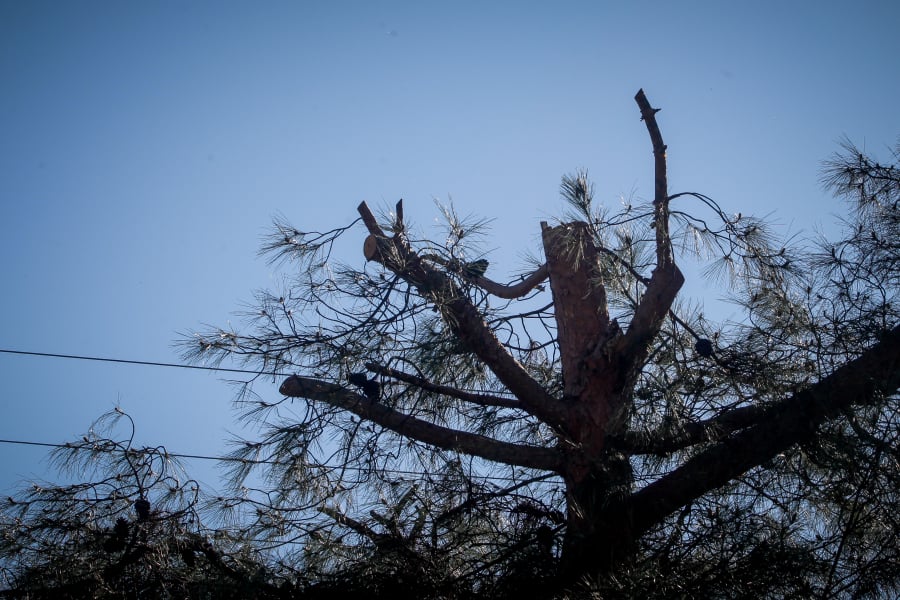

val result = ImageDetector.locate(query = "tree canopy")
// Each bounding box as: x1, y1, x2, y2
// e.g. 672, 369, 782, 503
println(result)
2, 90, 898, 598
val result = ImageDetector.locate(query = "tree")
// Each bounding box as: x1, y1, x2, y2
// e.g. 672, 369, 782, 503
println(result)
3, 90, 898, 598
180, 89, 899, 595
0, 409, 292, 599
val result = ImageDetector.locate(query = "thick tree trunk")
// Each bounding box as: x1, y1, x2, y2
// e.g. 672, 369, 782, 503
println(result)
560, 453, 635, 581
540, 220, 641, 580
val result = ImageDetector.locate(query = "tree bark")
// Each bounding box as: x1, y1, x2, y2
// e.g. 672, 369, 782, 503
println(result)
551, 90, 686, 581
554, 325, 900, 585
358, 203, 569, 430
279, 375, 563, 472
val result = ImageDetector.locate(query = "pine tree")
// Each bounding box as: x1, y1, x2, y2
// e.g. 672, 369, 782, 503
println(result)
5, 91, 896, 598
181, 90, 899, 595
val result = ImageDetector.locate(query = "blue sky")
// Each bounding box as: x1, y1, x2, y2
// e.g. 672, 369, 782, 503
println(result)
1, 1, 898, 495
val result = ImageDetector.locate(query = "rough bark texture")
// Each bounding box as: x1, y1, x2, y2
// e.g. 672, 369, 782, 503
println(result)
547, 90, 687, 580
542, 222, 618, 444
541, 220, 638, 577
542, 221, 610, 398
274, 90, 900, 585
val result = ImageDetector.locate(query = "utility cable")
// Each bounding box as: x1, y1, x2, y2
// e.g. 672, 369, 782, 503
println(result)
0, 348, 280, 376
0, 436, 273, 464
0, 437, 531, 482
0, 348, 551, 483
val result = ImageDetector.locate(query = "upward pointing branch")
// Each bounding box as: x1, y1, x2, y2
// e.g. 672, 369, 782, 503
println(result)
635, 88, 675, 270
614, 90, 684, 383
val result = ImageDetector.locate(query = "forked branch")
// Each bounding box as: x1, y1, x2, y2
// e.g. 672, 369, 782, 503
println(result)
358, 201, 568, 429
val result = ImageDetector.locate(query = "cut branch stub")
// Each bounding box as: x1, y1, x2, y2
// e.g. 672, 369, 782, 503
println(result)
363, 234, 380, 261
356, 201, 568, 429
541, 221, 610, 398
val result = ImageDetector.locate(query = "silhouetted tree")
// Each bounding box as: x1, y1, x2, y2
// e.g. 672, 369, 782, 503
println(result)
3, 91, 898, 598
0, 410, 292, 598
180, 90, 898, 596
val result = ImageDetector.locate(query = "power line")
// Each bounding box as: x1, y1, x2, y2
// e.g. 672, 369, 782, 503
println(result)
0, 349, 549, 483
0, 436, 260, 464
0, 348, 283, 376
0, 437, 532, 482
0, 436, 343, 471
0, 438, 60, 451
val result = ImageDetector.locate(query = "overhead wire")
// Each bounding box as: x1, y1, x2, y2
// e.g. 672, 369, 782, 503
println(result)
0, 437, 423, 475
0, 436, 530, 482
0, 348, 537, 482
0, 348, 281, 376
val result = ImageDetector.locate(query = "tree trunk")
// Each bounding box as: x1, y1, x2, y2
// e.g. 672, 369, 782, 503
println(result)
561, 452, 635, 581
541, 220, 641, 580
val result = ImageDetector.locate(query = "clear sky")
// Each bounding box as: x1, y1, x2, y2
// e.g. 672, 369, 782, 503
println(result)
1, 1, 898, 495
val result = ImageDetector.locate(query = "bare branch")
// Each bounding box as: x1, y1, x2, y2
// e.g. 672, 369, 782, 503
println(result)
357, 201, 568, 430
319, 505, 381, 541
418, 249, 550, 299
614, 90, 685, 380
364, 362, 522, 409
634, 88, 672, 261
279, 375, 563, 472
468, 263, 549, 299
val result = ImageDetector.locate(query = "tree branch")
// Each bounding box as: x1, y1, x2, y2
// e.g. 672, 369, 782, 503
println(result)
634, 88, 672, 263
358, 201, 568, 429
319, 505, 381, 541
624, 324, 900, 537
613, 403, 771, 454
613, 90, 684, 381
364, 362, 522, 409
419, 252, 549, 299
279, 375, 563, 472
467, 264, 549, 299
